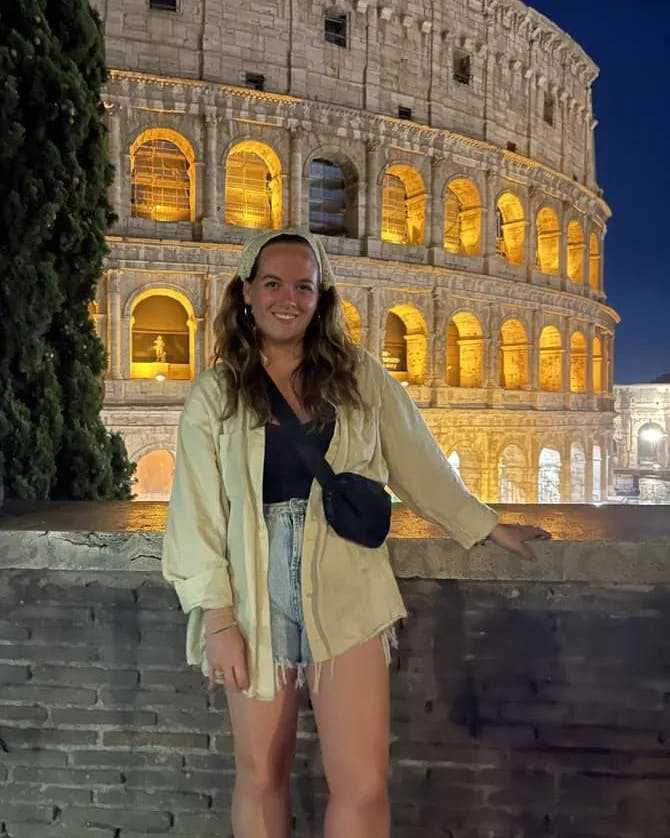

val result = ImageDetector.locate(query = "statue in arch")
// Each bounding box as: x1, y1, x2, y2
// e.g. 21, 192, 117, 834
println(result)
153, 334, 167, 363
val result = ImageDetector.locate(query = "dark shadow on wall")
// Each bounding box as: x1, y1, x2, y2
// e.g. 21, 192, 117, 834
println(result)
432, 580, 564, 838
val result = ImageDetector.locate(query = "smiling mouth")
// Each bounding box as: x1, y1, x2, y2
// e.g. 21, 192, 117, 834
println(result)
273, 312, 298, 321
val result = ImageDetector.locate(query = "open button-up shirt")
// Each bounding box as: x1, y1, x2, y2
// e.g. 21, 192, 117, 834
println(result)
162, 350, 498, 699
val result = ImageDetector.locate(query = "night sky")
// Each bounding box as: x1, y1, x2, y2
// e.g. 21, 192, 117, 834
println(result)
529, 0, 669, 384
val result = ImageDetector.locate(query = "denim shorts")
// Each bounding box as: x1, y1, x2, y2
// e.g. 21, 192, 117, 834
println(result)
264, 498, 313, 677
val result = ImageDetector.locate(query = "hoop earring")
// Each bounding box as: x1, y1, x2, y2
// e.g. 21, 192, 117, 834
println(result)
244, 304, 254, 324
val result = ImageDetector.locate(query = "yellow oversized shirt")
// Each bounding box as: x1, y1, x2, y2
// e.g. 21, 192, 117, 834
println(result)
162, 350, 498, 699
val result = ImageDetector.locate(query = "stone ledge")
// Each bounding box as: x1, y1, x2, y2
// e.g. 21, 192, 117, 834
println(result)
0, 501, 668, 583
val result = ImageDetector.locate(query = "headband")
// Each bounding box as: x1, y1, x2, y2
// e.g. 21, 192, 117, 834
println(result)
236, 228, 337, 289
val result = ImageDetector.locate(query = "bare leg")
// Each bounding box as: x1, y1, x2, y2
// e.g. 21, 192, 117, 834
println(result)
308, 636, 391, 838
226, 676, 300, 838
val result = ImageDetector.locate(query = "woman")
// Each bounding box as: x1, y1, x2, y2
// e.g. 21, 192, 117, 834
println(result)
162, 228, 550, 838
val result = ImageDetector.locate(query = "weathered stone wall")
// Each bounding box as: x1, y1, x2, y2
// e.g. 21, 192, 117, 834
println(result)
92, 0, 598, 184
0, 503, 669, 837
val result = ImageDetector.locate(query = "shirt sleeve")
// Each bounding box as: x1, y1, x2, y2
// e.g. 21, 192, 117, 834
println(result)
376, 361, 498, 549
161, 371, 234, 613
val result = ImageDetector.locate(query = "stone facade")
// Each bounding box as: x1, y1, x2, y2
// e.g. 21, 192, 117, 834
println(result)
613, 384, 670, 502
91, 0, 618, 502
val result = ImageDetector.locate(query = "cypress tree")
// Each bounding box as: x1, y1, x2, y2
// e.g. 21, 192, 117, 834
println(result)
0, 1, 134, 499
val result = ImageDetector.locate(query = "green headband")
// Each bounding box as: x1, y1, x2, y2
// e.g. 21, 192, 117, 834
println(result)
237, 228, 337, 289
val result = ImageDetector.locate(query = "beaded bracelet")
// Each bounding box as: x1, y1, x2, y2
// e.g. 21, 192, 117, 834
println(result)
205, 620, 238, 638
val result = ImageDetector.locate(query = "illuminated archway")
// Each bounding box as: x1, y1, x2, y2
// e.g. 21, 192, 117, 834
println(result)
496, 193, 525, 265
637, 422, 666, 466
569, 332, 587, 393
308, 155, 358, 237
225, 140, 282, 229
340, 299, 362, 344
444, 178, 481, 255
498, 444, 527, 503
381, 165, 425, 245
539, 326, 562, 392
570, 442, 586, 502
592, 336, 603, 394
538, 447, 561, 503
446, 312, 483, 387
567, 219, 585, 283
382, 304, 428, 384
499, 318, 529, 390
130, 129, 195, 222
130, 290, 193, 380
589, 232, 601, 290
536, 207, 560, 275
133, 449, 175, 501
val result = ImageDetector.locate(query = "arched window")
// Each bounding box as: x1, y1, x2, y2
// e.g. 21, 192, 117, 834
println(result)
570, 442, 586, 502
444, 178, 481, 255
567, 219, 585, 283
589, 232, 601, 290
225, 140, 282, 229
496, 193, 525, 265
539, 326, 562, 392
536, 207, 560, 275
309, 157, 357, 237
498, 444, 527, 503
382, 305, 428, 384
130, 130, 194, 222
340, 299, 362, 344
569, 332, 587, 393
381, 165, 425, 245
592, 336, 603, 394
637, 423, 666, 466
131, 293, 192, 380
446, 312, 483, 387
499, 319, 529, 390
133, 449, 175, 501
538, 447, 561, 503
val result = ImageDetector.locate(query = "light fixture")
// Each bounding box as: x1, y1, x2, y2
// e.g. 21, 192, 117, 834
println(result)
155, 374, 166, 382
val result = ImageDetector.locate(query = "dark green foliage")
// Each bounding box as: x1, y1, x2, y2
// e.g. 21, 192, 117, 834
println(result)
0, 0, 134, 499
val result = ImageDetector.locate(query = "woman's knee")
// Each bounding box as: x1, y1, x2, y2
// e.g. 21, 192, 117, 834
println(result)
328, 769, 389, 809
234, 747, 294, 794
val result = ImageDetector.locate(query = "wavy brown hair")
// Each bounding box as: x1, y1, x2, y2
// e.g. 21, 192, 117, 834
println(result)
212, 235, 362, 424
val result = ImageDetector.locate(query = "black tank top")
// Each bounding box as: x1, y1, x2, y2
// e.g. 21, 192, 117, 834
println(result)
262, 373, 335, 504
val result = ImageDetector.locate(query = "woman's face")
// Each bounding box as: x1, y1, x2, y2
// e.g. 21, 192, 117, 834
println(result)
242, 241, 320, 349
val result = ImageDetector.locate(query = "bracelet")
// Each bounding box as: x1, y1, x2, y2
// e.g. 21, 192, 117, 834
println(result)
205, 620, 238, 638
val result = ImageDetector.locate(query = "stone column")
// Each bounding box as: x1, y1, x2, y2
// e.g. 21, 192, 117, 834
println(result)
194, 316, 206, 375
367, 286, 383, 360
560, 320, 570, 395
429, 154, 444, 250
525, 187, 537, 277
482, 169, 497, 270
585, 439, 594, 503
205, 273, 219, 363
430, 290, 443, 386
529, 309, 540, 391
558, 200, 568, 288
365, 139, 382, 241
289, 126, 304, 228
106, 103, 122, 221
559, 437, 571, 502
204, 112, 219, 221
109, 272, 122, 380
585, 323, 595, 395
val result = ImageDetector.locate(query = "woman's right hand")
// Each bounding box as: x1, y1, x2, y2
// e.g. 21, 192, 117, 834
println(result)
204, 609, 249, 692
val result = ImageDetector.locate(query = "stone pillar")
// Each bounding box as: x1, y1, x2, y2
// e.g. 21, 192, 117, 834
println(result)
367, 286, 383, 360
529, 310, 540, 391
430, 290, 443, 386
429, 154, 444, 250
109, 272, 122, 380
194, 316, 206, 374
482, 169, 497, 270
560, 320, 570, 395
289, 126, 304, 228
585, 440, 594, 503
559, 437, 571, 502
365, 140, 382, 241
484, 308, 498, 389
204, 112, 219, 221
106, 103, 122, 221
558, 201, 568, 287
585, 323, 595, 395
205, 273, 219, 363
526, 188, 537, 277
120, 314, 132, 379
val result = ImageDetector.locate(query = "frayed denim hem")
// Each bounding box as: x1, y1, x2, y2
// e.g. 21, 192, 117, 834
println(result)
273, 624, 398, 694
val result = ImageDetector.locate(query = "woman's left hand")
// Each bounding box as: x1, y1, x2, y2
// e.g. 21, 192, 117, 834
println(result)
486, 523, 552, 561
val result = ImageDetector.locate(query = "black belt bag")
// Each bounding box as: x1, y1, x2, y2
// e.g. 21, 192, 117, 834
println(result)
294, 441, 391, 549
264, 371, 391, 548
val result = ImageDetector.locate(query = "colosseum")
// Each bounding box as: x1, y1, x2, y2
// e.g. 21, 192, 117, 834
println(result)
90, 0, 619, 504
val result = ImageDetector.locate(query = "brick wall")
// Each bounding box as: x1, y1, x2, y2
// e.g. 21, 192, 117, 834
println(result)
1, 568, 669, 838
